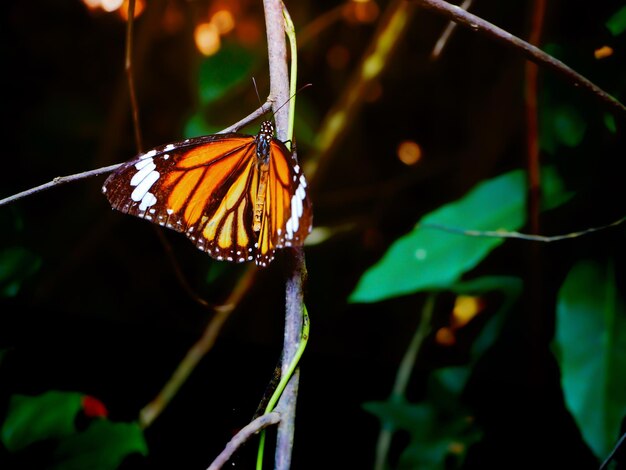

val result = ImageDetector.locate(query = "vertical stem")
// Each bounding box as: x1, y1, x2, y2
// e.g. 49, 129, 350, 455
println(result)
264, 0, 290, 140
275, 248, 306, 470
374, 295, 435, 470
524, 0, 546, 405
125, 0, 143, 153
262, 1, 305, 469
524, 0, 545, 235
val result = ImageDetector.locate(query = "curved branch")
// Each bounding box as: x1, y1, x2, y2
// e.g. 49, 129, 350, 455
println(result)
0, 164, 121, 207
414, 0, 626, 118
0, 103, 272, 208
420, 215, 626, 242
206, 412, 282, 470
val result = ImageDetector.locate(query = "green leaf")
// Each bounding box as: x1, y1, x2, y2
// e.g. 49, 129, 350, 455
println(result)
350, 168, 569, 302
540, 103, 587, 154
1, 391, 83, 452
198, 42, 256, 105
604, 113, 617, 134
606, 6, 626, 36
50, 420, 147, 470
553, 259, 626, 460
364, 400, 480, 470
398, 418, 481, 470
363, 400, 436, 440
0, 247, 41, 297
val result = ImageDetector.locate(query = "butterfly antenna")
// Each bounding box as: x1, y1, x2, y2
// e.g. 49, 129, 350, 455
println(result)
252, 77, 263, 107
271, 83, 313, 119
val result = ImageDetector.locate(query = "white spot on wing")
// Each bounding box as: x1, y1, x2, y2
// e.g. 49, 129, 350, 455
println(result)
134, 157, 153, 171
139, 149, 157, 160
139, 192, 157, 211
131, 170, 160, 202
131, 160, 157, 186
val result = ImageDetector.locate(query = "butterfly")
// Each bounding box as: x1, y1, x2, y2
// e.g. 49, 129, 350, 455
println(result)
102, 121, 312, 267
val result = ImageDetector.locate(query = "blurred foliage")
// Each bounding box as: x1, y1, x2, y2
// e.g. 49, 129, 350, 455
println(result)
553, 259, 626, 461
350, 167, 570, 302
1, 1, 626, 469
364, 276, 522, 469
1, 391, 147, 469
606, 5, 626, 36
185, 41, 259, 138
0, 248, 41, 298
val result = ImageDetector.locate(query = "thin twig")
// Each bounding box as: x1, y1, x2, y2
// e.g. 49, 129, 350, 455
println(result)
125, 0, 143, 153
524, 0, 545, 235
153, 227, 214, 310
599, 431, 626, 470
139, 265, 258, 428
0, 165, 121, 207
219, 101, 274, 133
374, 295, 435, 470
206, 412, 282, 470
308, 0, 417, 187
523, 0, 547, 399
420, 215, 626, 242
0, 104, 272, 208
430, 0, 474, 60
414, 0, 626, 118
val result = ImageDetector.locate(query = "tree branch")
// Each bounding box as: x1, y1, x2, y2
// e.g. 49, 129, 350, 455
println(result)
420, 216, 626, 242
414, 0, 626, 118
262, 1, 304, 469
206, 412, 282, 470
0, 103, 271, 208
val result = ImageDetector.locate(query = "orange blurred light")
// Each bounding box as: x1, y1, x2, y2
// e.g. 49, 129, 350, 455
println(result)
435, 327, 456, 346
236, 18, 263, 47
344, 0, 379, 24
452, 295, 484, 328
101, 0, 123, 12
162, 3, 184, 34
82, 0, 102, 10
118, 0, 145, 20
327, 44, 350, 69
397, 140, 422, 165
364, 81, 382, 102
448, 442, 465, 455
195, 22, 221, 56
212, 9, 235, 35
594, 45, 613, 59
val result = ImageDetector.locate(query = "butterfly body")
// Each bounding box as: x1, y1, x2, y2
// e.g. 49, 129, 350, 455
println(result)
102, 121, 312, 267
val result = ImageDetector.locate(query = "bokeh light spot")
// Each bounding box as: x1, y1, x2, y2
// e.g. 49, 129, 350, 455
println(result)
195, 22, 221, 56
397, 140, 422, 165
594, 45, 613, 59
326, 44, 350, 69
212, 9, 235, 35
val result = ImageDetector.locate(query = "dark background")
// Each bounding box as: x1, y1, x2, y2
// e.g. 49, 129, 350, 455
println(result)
2, 0, 624, 468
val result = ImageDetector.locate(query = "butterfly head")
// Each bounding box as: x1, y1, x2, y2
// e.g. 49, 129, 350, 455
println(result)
255, 121, 275, 163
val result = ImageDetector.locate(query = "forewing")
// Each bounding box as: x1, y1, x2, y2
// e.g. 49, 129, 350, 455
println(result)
102, 134, 259, 262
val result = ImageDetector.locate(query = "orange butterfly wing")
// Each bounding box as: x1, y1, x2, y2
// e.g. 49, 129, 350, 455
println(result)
102, 124, 312, 266
256, 139, 313, 266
